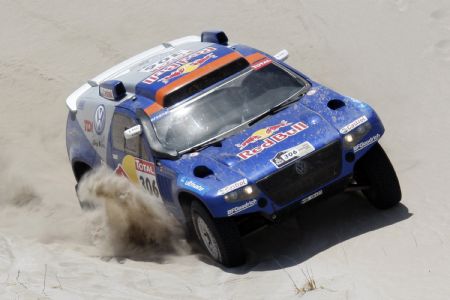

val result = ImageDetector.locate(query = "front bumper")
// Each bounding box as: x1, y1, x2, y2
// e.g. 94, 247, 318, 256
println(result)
256, 141, 342, 206
235, 175, 352, 236
268, 175, 352, 222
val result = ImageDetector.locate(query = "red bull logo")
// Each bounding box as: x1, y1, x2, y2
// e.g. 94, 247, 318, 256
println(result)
142, 46, 217, 85
235, 120, 292, 150
158, 53, 216, 84
237, 121, 309, 160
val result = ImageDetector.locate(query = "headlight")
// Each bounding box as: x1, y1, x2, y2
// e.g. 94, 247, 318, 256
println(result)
343, 122, 372, 149
224, 185, 260, 203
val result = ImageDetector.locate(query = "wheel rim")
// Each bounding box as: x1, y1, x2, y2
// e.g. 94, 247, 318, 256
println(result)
195, 215, 221, 261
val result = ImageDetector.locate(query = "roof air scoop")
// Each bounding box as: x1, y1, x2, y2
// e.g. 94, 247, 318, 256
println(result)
99, 80, 126, 101
201, 30, 228, 45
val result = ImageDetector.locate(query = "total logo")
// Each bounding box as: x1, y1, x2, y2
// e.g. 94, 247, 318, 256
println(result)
94, 105, 106, 134
251, 58, 272, 71
135, 158, 155, 175
236, 121, 309, 160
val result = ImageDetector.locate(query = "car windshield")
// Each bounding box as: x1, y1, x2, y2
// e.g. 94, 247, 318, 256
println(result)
151, 63, 307, 153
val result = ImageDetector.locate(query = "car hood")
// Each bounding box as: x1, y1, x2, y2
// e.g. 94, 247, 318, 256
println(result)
190, 102, 341, 183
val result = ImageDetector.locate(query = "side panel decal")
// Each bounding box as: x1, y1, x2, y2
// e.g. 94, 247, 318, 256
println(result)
115, 155, 163, 202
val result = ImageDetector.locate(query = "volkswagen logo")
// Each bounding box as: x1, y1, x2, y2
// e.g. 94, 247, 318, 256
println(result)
94, 105, 106, 134
295, 160, 308, 175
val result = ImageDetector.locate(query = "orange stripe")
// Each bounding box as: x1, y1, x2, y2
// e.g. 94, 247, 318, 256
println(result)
245, 52, 266, 64
144, 102, 163, 116
155, 52, 242, 105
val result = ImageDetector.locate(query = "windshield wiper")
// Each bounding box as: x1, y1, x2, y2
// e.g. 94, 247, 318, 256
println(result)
185, 137, 224, 153
248, 91, 305, 127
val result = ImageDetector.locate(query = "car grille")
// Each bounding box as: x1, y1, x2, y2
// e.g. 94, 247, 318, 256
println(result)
257, 141, 342, 206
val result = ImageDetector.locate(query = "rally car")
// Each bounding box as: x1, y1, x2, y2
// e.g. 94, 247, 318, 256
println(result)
66, 31, 401, 267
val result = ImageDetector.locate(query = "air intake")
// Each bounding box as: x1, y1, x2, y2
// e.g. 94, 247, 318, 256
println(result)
201, 30, 228, 45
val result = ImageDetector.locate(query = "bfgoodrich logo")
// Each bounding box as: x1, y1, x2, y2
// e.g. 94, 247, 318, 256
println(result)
354, 134, 380, 152
227, 199, 257, 216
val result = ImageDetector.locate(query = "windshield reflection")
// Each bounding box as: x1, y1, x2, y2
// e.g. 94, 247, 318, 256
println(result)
152, 63, 307, 153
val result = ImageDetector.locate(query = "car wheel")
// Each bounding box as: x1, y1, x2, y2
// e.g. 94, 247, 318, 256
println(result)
354, 143, 402, 209
190, 201, 245, 267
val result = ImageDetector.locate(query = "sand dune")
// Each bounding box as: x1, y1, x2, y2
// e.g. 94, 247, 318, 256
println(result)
1, 0, 450, 299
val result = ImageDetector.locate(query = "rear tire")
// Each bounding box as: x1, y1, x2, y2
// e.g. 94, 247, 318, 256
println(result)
190, 201, 245, 267
354, 143, 402, 209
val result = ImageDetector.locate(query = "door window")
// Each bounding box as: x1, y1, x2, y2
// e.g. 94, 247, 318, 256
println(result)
111, 113, 142, 157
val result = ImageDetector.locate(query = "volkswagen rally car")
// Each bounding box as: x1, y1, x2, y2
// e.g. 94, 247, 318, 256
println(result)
66, 31, 401, 267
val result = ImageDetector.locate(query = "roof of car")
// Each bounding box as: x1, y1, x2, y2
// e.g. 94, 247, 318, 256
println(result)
128, 43, 242, 106
66, 35, 268, 114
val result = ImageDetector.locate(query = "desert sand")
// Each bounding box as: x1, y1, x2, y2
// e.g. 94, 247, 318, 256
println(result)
1, 0, 450, 299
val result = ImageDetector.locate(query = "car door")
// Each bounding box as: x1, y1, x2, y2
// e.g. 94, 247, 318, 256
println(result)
109, 108, 162, 202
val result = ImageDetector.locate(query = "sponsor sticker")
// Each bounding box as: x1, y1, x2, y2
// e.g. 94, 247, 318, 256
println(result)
135, 158, 155, 175
339, 115, 368, 134
115, 164, 129, 179
237, 121, 309, 160
84, 120, 93, 132
142, 46, 217, 85
270, 141, 315, 168
218, 179, 248, 196
94, 105, 106, 134
114, 156, 162, 201
99, 86, 114, 100
179, 176, 207, 194
158, 52, 217, 84
353, 133, 380, 152
92, 137, 106, 148
184, 180, 205, 192
150, 108, 170, 122
301, 190, 323, 204
251, 58, 272, 71
227, 199, 257, 216
236, 120, 293, 150
139, 49, 192, 73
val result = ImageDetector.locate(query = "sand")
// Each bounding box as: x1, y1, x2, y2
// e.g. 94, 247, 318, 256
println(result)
1, 0, 450, 299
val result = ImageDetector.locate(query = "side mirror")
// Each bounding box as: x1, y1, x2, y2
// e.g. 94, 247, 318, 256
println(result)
273, 49, 289, 61
124, 125, 142, 140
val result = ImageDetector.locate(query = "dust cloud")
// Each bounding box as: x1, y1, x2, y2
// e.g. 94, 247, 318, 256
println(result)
77, 167, 190, 259
0, 164, 189, 260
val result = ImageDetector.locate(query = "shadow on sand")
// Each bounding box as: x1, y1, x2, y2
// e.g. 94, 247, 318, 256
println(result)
220, 191, 412, 273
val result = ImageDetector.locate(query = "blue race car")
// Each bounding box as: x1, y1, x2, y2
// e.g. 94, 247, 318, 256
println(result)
66, 31, 401, 267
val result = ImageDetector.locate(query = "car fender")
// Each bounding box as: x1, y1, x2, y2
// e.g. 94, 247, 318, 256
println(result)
66, 112, 101, 168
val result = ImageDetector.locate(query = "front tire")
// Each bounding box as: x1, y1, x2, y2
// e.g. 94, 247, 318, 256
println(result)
354, 143, 402, 209
190, 201, 245, 267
